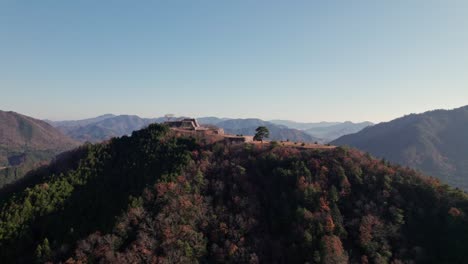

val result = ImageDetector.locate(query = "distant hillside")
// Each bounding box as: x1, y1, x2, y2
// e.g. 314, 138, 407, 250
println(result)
332, 106, 468, 190
54, 115, 322, 143
46, 114, 116, 128
209, 118, 321, 143
0, 110, 78, 188
269, 120, 341, 130
1, 124, 468, 263
269, 120, 373, 142
305, 121, 373, 142
52, 115, 165, 143
59, 115, 153, 142
197, 116, 230, 125
52, 115, 369, 144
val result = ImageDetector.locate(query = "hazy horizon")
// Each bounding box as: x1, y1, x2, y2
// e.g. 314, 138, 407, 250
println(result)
2, 1, 468, 122
3, 103, 466, 125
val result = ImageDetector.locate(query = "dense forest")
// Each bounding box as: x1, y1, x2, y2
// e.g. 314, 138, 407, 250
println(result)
0, 124, 467, 263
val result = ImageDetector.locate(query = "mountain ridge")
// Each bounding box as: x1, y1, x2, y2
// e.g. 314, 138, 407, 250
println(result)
49, 115, 321, 143
304, 121, 374, 142
332, 105, 468, 190
208, 118, 321, 142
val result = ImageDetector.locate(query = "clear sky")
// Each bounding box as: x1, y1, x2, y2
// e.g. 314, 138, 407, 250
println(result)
1, 1, 467, 122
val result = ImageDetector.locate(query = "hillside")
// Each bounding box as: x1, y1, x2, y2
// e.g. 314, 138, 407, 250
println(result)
0, 111, 78, 188
332, 105, 468, 190
1, 124, 467, 263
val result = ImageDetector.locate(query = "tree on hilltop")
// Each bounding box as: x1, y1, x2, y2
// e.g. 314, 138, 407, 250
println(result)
254, 126, 269, 142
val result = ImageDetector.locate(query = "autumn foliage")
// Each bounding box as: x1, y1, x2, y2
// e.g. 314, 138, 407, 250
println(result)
0, 124, 468, 263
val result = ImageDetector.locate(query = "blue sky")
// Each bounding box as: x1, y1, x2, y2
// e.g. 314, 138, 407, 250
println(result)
1, 1, 467, 122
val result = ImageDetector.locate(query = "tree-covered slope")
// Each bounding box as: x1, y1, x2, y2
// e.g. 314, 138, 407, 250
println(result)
1, 124, 467, 263
0, 111, 79, 188
332, 105, 468, 190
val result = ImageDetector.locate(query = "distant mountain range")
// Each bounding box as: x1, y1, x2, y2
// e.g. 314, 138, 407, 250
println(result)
47, 115, 371, 143
269, 120, 373, 142
46, 114, 118, 128
52, 115, 165, 143
332, 105, 468, 190
268, 120, 342, 130
47, 116, 320, 143
4, 107, 468, 192
304, 121, 374, 142
198, 118, 321, 143
0, 110, 78, 188
47, 115, 168, 143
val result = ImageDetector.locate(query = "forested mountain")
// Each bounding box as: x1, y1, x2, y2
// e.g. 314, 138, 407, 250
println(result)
1, 123, 467, 263
332, 105, 468, 190
0, 111, 78, 188
305, 121, 374, 142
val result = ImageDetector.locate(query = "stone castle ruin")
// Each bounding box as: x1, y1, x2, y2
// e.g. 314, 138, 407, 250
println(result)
164, 118, 251, 143
164, 118, 224, 134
